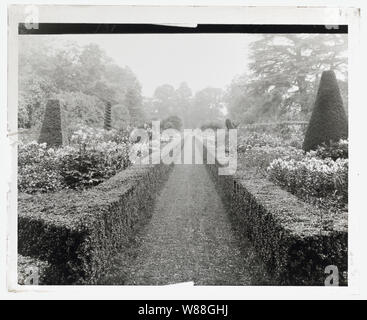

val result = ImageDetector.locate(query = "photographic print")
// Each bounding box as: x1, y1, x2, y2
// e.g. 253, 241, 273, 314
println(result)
7, 5, 353, 289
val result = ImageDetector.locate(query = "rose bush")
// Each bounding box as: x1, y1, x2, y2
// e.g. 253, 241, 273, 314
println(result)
18, 142, 65, 193
238, 145, 304, 176
237, 128, 348, 211
312, 139, 348, 160
18, 126, 132, 193
268, 156, 348, 210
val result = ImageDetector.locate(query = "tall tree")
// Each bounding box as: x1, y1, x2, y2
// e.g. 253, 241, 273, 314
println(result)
175, 82, 192, 127
125, 88, 144, 127
152, 84, 177, 119
191, 87, 224, 128
18, 37, 143, 134
233, 34, 348, 123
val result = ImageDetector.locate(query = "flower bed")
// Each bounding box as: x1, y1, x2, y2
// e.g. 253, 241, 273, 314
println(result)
268, 156, 348, 210
237, 130, 348, 213
18, 127, 131, 193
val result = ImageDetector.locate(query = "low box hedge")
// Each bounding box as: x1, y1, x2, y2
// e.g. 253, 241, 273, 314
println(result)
202, 143, 348, 285
18, 163, 173, 284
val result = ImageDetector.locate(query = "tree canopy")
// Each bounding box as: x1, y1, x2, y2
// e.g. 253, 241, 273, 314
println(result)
226, 34, 348, 124
18, 37, 144, 137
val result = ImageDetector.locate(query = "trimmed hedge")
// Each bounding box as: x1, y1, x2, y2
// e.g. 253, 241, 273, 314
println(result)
18, 163, 172, 284
303, 70, 348, 152
203, 145, 348, 285
38, 99, 63, 147
104, 101, 112, 131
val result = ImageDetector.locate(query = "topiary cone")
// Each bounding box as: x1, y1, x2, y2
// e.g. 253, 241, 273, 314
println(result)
104, 101, 112, 130
303, 70, 348, 152
38, 99, 63, 147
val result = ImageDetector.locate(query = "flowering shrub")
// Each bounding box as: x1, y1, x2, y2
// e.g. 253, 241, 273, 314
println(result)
268, 156, 348, 210
18, 127, 132, 194
18, 142, 65, 193
58, 142, 130, 189
237, 132, 284, 153
313, 139, 348, 160
237, 128, 348, 211
70, 126, 130, 145
238, 145, 304, 176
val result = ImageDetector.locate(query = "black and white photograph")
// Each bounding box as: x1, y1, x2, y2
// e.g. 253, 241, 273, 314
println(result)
1, 3, 366, 303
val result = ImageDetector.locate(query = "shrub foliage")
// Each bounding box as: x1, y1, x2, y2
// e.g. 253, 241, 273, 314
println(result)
104, 101, 112, 130
19, 126, 131, 193
268, 155, 348, 210
303, 70, 348, 151
38, 99, 63, 147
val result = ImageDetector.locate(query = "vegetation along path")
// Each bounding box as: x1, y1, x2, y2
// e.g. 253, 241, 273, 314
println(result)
122, 143, 271, 285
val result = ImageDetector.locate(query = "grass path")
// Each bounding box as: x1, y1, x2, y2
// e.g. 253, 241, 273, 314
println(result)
122, 145, 270, 285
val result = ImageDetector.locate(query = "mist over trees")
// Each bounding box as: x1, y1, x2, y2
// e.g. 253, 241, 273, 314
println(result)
226, 34, 348, 124
19, 34, 348, 134
18, 37, 143, 140
143, 82, 225, 128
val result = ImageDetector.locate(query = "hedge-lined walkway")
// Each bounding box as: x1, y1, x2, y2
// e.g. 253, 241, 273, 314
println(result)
123, 148, 270, 285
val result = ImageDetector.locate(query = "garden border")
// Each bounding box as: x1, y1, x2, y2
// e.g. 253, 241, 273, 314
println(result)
200, 137, 348, 285
18, 159, 174, 284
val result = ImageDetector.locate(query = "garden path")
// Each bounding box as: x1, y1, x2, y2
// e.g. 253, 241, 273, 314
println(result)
122, 141, 270, 285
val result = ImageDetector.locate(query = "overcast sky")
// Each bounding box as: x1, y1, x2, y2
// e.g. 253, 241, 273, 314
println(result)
51, 34, 256, 97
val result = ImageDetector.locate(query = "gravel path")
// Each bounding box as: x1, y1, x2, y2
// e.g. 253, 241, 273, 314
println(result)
123, 144, 270, 285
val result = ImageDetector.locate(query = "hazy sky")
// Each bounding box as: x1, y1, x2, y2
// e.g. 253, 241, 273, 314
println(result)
51, 34, 257, 96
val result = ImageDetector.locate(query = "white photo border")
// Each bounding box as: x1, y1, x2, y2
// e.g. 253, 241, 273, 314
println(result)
4, 3, 363, 299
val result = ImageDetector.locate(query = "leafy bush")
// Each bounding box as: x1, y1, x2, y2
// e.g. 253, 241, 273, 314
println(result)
238, 145, 304, 176
313, 139, 348, 160
57, 143, 130, 189
18, 126, 131, 193
201, 121, 223, 131
268, 156, 348, 210
18, 142, 65, 193
161, 115, 183, 131
237, 132, 285, 153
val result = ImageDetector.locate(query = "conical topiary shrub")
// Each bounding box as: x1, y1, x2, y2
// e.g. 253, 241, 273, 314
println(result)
104, 101, 112, 130
38, 99, 63, 147
303, 70, 348, 152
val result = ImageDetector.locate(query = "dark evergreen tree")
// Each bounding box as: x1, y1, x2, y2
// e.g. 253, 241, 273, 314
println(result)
104, 101, 112, 130
38, 99, 63, 147
303, 70, 348, 151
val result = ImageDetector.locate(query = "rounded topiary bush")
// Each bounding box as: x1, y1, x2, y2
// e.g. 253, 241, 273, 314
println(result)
38, 99, 63, 147
303, 70, 348, 152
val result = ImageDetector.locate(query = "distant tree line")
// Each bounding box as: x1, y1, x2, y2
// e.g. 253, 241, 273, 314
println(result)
19, 34, 348, 135
143, 82, 225, 129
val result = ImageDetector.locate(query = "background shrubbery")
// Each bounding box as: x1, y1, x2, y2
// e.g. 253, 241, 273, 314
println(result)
18, 126, 132, 194
237, 126, 348, 213
268, 155, 348, 211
